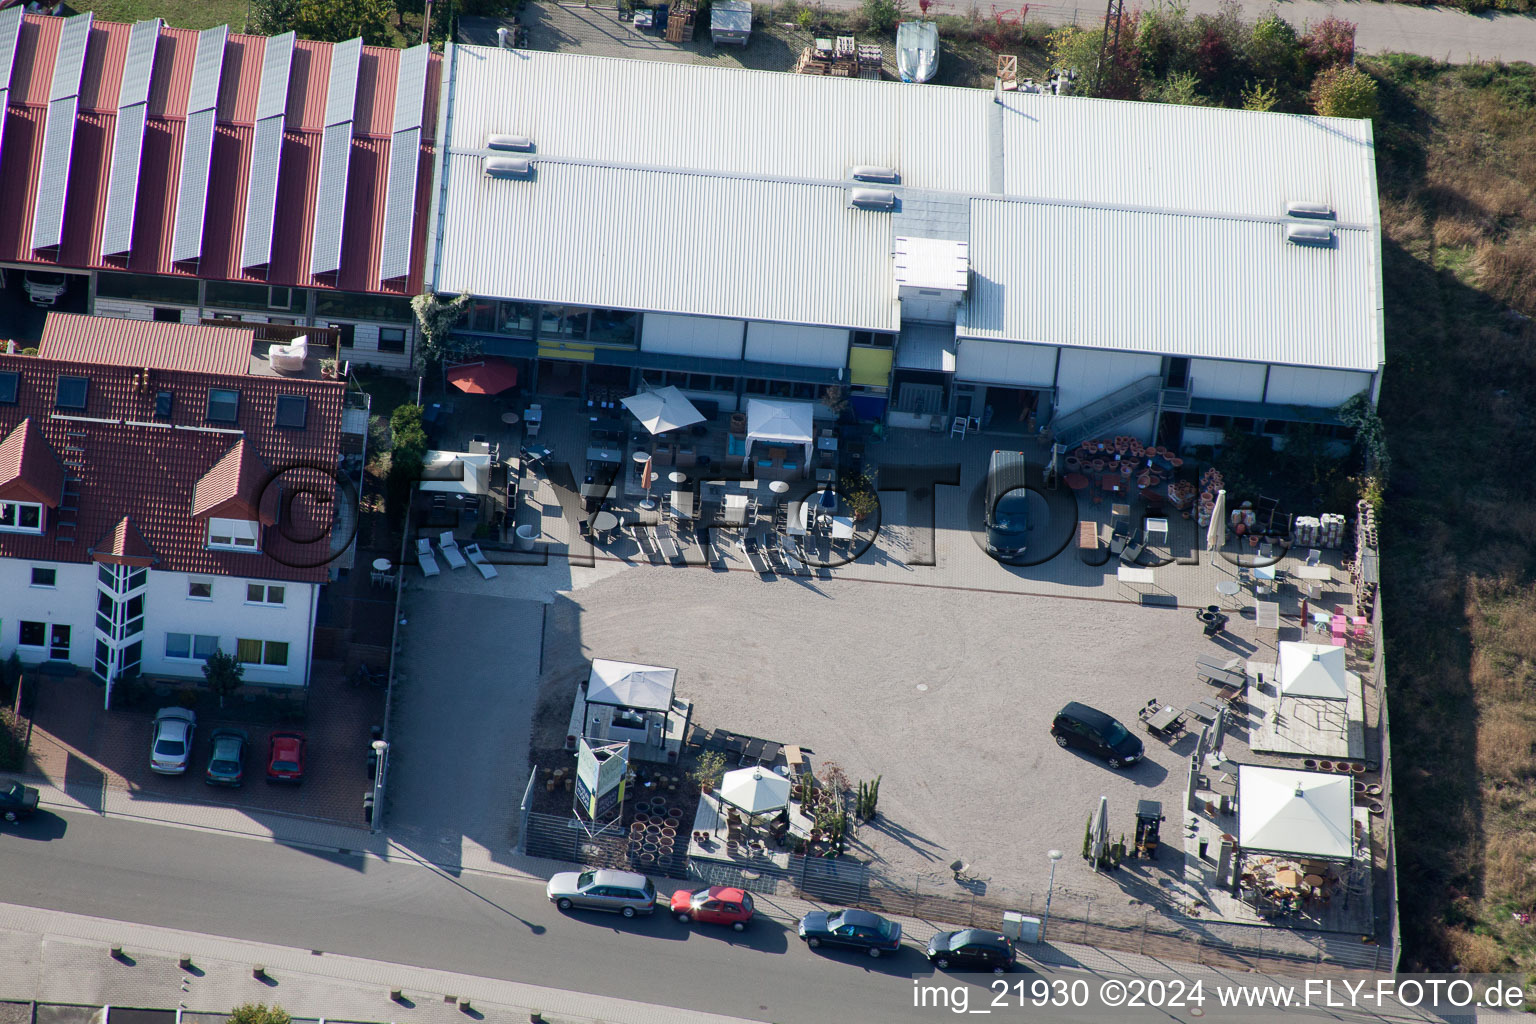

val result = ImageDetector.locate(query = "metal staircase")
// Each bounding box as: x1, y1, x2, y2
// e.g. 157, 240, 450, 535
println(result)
1051, 375, 1191, 448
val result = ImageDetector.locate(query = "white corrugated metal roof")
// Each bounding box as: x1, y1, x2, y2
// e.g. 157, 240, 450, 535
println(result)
436, 158, 899, 330
437, 46, 1383, 369
965, 198, 1382, 372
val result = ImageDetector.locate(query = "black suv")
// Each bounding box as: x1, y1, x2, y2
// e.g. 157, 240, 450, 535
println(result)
925, 929, 1017, 973
1051, 702, 1143, 769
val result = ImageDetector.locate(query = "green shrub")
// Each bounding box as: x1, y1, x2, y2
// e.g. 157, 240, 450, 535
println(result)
1311, 64, 1378, 119
860, 0, 902, 35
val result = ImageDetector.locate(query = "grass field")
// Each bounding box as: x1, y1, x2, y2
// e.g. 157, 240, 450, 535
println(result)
1366, 55, 1536, 971
67, 0, 248, 30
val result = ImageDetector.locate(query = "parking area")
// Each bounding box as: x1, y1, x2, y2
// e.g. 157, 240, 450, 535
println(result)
0, 266, 87, 345
24, 666, 383, 826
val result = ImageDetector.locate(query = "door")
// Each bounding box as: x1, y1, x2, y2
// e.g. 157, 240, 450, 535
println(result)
1165, 357, 1191, 389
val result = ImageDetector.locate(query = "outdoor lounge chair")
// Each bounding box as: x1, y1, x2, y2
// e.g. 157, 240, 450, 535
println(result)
656, 521, 681, 563
267, 334, 308, 373
738, 534, 771, 574
415, 538, 440, 577
780, 537, 810, 576
464, 542, 498, 579
438, 530, 467, 570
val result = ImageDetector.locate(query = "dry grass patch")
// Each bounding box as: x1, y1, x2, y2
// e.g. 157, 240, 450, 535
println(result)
1446, 928, 1509, 973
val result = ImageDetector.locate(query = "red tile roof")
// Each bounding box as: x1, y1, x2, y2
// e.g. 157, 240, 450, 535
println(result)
0, 15, 440, 297
39, 312, 256, 375
0, 417, 66, 507
92, 515, 156, 566
190, 438, 274, 523
0, 345, 345, 583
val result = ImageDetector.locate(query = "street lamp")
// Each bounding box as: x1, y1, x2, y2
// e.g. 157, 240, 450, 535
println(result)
1042, 849, 1063, 941
370, 740, 389, 832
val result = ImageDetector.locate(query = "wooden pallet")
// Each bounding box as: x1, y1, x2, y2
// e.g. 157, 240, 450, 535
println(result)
997, 54, 1018, 89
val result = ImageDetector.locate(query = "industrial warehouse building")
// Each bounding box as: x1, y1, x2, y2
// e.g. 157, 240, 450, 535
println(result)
428, 46, 1383, 447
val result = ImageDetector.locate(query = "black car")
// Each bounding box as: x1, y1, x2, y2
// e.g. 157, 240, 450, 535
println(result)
926, 929, 1017, 973
205, 728, 249, 787
797, 908, 903, 958
0, 778, 41, 822
1051, 701, 1143, 769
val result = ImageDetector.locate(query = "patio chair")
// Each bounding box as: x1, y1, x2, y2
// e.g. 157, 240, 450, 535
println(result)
1306, 548, 1323, 567
950, 416, 967, 438
1351, 616, 1369, 642
438, 530, 467, 570
267, 334, 308, 373
464, 542, 498, 579
415, 537, 440, 577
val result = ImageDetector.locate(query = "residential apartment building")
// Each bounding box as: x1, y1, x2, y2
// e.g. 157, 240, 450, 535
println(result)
0, 315, 346, 703
0, 9, 440, 371
427, 48, 1384, 448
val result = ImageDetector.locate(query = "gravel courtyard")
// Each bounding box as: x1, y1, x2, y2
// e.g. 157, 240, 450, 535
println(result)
542, 563, 1225, 916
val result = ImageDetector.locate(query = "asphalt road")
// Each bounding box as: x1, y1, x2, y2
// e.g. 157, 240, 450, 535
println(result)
0, 810, 997, 1024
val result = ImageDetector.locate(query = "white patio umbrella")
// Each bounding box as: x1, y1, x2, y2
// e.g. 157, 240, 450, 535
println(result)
621, 386, 705, 435
1206, 488, 1227, 553
1089, 795, 1110, 871
718, 767, 791, 818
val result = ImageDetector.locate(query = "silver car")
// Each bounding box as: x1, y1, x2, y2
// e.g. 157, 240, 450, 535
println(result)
150, 707, 197, 775
546, 869, 658, 918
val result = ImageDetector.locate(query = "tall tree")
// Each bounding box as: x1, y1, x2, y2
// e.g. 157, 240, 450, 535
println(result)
202, 650, 245, 709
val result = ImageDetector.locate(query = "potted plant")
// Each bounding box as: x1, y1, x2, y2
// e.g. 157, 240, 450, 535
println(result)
691, 750, 727, 795
320, 357, 339, 379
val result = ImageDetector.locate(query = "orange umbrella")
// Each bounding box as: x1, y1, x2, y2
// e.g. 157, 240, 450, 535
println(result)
446, 358, 520, 395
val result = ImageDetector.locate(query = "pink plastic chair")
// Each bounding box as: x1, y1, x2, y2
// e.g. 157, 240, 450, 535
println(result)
1331, 635, 1347, 647
1351, 616, 1369, 642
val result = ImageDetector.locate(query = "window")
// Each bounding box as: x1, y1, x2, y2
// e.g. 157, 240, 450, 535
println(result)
467, 300, 496, 331
49, 624, 70, 660
19, 621, 45, 647
166, 633, 219, 660
236, 639, 288, 667
498, 301, 537, 336
208, 518, 260, 551
0, 371, 16, 404
246, 584, 285, 605
30, 567, 55, 587
378, 327, 406, 353
851, 331, 895, 348
152, 307, 181, 323
587, 309, 637, 344
212, 312, 243, 322
207, 388, 240, 423
274, 395, 308, 429
328, 322, 355, 348
269, 286, 292, 309
268, 317, 297, 326
0, 501, 44, 534
541, 306, 588, 338
96, 272, 199, 305
154, 390, 173, 418
56, 375, 88, 410
188, 580, 213, 600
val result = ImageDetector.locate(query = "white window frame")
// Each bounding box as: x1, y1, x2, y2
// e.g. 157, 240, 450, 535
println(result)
208, 518, 260, 551
245, 584, 286, 606
30, 567, 56, 588
236, 638, 289, 669
187, 580, 213, 600
18, 620, 46, 648
0, 500, 45, 535
165, 633, 220, 660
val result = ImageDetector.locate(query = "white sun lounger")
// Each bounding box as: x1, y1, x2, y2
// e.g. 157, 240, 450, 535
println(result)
415, 537, 440, 577
464, 542, 498, 579
438, 530, 467, 570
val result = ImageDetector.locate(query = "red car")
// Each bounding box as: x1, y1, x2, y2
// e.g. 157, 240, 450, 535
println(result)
670, 886, 755, 931
266, 731, 306, 783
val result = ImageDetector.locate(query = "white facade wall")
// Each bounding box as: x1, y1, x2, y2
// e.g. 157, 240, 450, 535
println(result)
325, 319, 415, 373
743, 322, 848, 369
1054, 349, 1162, 417
0, 557, 317, 686
955, 340, 1056, 387
641, 314, 745, 360
1190, 359, 1268, 402
91, 298, 189, 322
0, 559, 96, 669
141, 571, 318, 688
1263, 367, 1373, 409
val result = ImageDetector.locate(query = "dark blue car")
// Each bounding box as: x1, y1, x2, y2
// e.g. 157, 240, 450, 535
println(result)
797, 908, 903, 958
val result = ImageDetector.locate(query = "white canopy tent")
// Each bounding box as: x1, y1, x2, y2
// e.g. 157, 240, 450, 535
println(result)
621, 386, 705, 435
418, 451, 493, 496
585, 659, 678, 712
1237, 765, 1354, 860
742, 398, 814, 470
719, 767, 791, 817
1277, 642, 1349, 700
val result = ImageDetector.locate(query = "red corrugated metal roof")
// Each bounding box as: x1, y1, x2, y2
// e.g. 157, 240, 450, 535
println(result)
0, 15, 436, 298
285, 40, 330, 132
9, 15, 61, 107
79, 20, 132, 113
217, 33, 265, 125
39, 312, 255, 375
147, 26, 198, 119
0, 350, 344, 583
